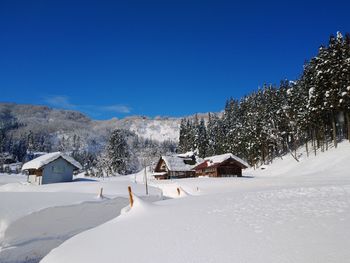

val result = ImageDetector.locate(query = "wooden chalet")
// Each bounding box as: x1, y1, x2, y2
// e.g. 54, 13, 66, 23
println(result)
153, 153, 199, 180
194, 153, 249, 177
22, 152, 82, 185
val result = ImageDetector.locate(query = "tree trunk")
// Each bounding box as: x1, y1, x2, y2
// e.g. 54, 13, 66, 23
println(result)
346, 112, 350, 142
261, 144, 265, 165
331, 111, 338, 148
316, 128, 320, 149
321, 127, 325, 152
305, 137, 309, 157
313, 129, 317, 156
294, 138, 297, 158
284, 140, 299, 162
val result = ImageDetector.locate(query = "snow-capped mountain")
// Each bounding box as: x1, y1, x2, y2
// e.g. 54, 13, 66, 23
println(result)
0, 103, 211, 146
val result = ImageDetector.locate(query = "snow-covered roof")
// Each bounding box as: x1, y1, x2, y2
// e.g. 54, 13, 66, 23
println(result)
161, 156, 197, 172
202, 153, 249, 168
22, 152, 82, 171
176, 151, 195, 158
153, 172, 168, 176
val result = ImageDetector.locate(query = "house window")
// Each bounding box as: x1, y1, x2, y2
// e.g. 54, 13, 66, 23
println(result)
52, 165, 65, 174
204, 168, 215, 173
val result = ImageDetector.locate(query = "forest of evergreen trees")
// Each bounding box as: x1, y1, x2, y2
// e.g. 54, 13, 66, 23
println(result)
179, 32, 350, 166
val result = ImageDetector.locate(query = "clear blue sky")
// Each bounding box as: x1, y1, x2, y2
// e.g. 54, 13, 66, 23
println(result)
1, 0, 350, 119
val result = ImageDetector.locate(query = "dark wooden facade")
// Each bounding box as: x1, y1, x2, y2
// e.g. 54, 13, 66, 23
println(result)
195, 158, 245, 177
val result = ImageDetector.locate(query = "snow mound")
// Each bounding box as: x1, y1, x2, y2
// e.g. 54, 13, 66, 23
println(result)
128, 167, 155, 184
149, 182, 190, 198
121, 195, 154, 215
0, 220, 8, 242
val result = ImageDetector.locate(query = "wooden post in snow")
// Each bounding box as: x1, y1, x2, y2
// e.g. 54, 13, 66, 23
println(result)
144, 160, 149, 195
177, 187, 180, 196
128, 186, 134, 207
98, 187, 103, 198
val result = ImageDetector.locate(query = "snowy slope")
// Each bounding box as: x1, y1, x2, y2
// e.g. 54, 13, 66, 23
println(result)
127, 117, 181, 142
41, 142, 350, 263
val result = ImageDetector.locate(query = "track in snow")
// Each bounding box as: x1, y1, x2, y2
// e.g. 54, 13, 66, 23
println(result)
0, 197, 129, 263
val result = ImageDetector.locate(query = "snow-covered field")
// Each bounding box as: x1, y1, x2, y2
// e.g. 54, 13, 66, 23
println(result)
0, 175, 162, 263
40, 142, 350, 263
1, 142, 349, 263
0, 173, 26, 186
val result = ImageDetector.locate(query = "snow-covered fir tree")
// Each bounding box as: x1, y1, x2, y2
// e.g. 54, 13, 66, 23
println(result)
103, 129, 130, 175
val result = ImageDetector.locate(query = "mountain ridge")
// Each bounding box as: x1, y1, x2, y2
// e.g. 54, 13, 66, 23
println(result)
0, 102, 215, 144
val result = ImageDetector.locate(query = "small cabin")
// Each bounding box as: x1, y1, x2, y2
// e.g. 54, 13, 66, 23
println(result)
153, 152, 200, 180
21, 152, 82, 185
194, 153, 249, 177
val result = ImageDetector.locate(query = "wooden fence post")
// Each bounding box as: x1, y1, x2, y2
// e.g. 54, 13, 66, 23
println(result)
98, 187, 103, 198
177, 187, 180, 196
128, 186, 134, 207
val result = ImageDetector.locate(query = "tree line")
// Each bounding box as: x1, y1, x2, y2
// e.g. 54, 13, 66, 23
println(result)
0, 108, 176, 175
90, 129, 176, 176
179, 32, 350, 166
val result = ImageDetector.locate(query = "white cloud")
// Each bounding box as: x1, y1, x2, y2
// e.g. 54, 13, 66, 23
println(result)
45, 95, 76, 109
44, 95, 131, 116
101, 105, 131, 114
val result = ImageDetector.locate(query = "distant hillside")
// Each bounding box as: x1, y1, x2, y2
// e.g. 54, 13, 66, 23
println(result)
0, 103, 216, 172
0, 103, 183, 143
0, 103, 216, 143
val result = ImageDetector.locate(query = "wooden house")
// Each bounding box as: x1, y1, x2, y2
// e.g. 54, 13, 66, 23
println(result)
194, 153, 249, 177
153, 152, 200, 180
22, 152, 82, 185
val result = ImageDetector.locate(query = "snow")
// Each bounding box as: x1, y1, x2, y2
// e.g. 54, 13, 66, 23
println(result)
41, 142, 350, 263
0, 173, 26, 186
0, 192, 96, 241
336, 31, 343, 40
128, 118, 180, 142
130, 167, 156, 184
1, 197, 129, 263
0, 175, 162, 262
176, 151, 195, 158
22, 152, 82, 170
204, 153, 249, 168
308, 87, 314, 98
161, 155, 197, 171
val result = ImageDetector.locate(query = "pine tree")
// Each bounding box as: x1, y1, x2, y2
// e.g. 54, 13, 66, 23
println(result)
104, 129, 130, 175
207, 113, 221, 156
178, 118, 188, 153
197, 118, 208, 158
